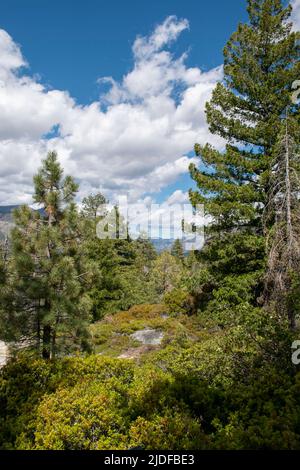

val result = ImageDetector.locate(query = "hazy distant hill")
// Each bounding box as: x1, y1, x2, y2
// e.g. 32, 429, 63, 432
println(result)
0, 207, 189, 253
0, 205, 18, 240
0, 205, 19, 220
151, 238, 174, 252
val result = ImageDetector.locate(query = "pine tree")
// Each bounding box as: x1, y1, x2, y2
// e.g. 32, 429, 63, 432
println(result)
190, 0, 300, 233
150, 251, 182, 297
134, 237, 157, 265
171, 239, 185, 263
81, 193, 107, 220
0, 238, 8, 286
189, 0, 300, 308
80, 198, 139, 318
2, 152, 95, 358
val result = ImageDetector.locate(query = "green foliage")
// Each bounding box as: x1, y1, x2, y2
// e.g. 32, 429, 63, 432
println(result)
171, 239, 185, 263
0, 242, 6, 286
202, 233, 266, 277
32, 382, 129, 450
129, 411, 205, 450
164, 288, 193, 315
150, 251, 183, 298
1, 310, 300, 451
80, 206, 159, 319
1, 152, 96, 358
0, 355, 134, 449
87, 303, 214, 359
211, 370, 300, 450
0, 355, 207, 450
189, 0, 300, 316
81, 193, 107, 220
1, 0, 300, 453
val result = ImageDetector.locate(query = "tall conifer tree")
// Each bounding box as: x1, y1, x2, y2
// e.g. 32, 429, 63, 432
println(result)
189, 0, 300, 307
1, 152, 95, 358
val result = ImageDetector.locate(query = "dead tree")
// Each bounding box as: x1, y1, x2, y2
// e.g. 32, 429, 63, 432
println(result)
264, 114, 300, 329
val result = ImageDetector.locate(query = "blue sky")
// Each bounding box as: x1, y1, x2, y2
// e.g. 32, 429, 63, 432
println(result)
0, 0, 298, 208
1, 0, 247, 105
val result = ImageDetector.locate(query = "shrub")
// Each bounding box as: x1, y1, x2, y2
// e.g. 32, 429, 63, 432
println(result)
164, 289, 193, 315
129, 410, 206, 450
31, 382, 130, 450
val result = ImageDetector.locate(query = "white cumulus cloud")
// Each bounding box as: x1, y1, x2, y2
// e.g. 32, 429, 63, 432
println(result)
291, 0, 300, 31
0, 16, 223, 206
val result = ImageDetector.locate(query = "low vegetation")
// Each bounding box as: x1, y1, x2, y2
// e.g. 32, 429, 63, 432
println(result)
1, 0, 300, 450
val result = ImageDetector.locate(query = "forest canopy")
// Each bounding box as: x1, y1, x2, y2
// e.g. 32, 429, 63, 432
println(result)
1, 0, 300, 451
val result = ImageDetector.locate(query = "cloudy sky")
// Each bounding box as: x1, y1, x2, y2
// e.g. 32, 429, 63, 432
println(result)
0, 0, 299, 208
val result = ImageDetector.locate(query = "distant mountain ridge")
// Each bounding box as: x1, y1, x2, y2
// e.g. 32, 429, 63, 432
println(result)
0, 206, 187, 252
151, 238, 174, 252
0, 205, 19, 219
0, 205, 18, 240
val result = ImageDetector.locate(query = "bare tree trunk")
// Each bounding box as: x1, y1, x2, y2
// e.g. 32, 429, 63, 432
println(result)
42, 324, 51, 359
264, 111, 300, 329
285, 116, 293, 263
284, 117, 296, 330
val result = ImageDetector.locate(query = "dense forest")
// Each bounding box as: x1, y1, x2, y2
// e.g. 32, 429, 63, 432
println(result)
1, 0, 300, 450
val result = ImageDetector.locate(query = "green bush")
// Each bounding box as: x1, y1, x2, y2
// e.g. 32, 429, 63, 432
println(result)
31, 382, 130, 450
1, 317, 300, 451
129, 410, 206, 450
164, 288, 193, 315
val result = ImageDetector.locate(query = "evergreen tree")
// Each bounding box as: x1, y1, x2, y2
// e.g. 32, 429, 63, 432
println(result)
81, 193, 107, 220
185, 249, 199, 269
81, 199, 142, 318
171, 239, 185, 263
134, 237, 157, 265
189, 0, 300, 309
2, 152, 95, 358
150, 251, 183, 297
120, 237, 158, 307
0, 238, 8, 287
190, 0, 300, 233
264, 115, 300, 327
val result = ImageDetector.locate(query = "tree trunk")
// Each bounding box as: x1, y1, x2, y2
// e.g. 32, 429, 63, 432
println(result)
284, 116, 296, 330
285, 117, 293, 261
42, 324, 51, 359
51, 330, 56, 359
